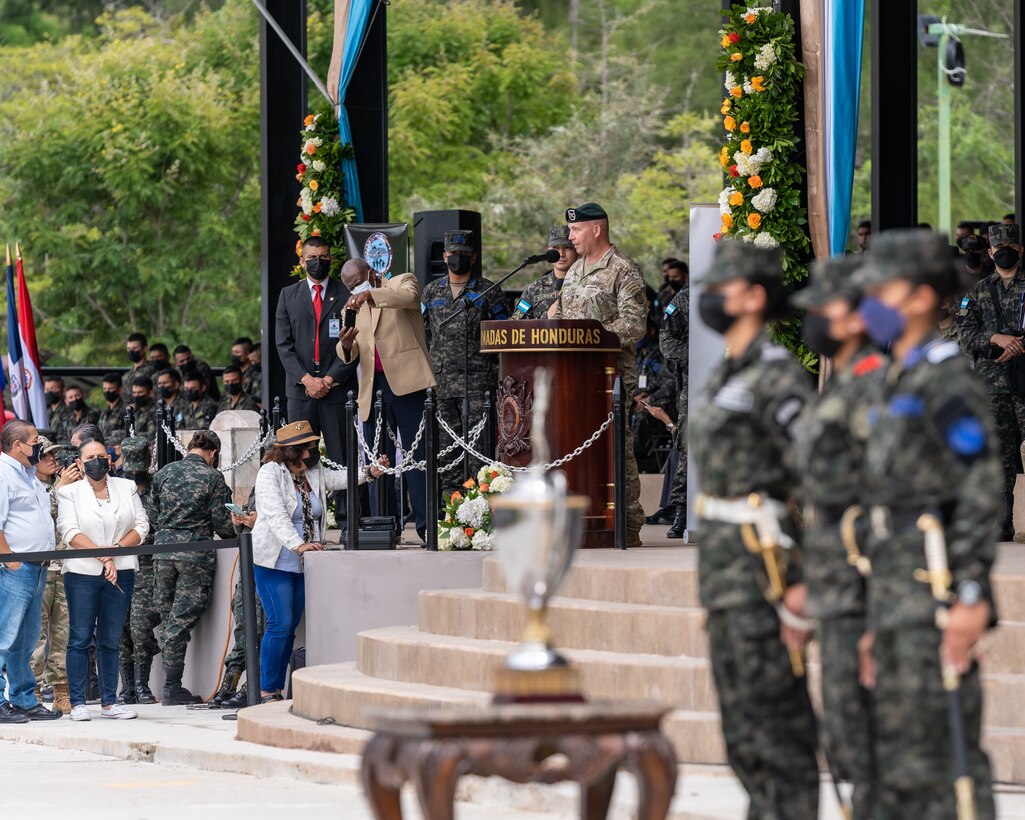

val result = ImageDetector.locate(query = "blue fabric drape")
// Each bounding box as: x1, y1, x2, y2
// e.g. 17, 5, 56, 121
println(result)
337, 0, 373, 223
828, 0, 865, 256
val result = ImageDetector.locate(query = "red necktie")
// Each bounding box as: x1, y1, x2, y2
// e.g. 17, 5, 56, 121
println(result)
312, 283, 323, 363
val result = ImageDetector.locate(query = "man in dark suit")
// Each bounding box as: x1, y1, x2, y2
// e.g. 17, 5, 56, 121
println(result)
274, 236, 359, 513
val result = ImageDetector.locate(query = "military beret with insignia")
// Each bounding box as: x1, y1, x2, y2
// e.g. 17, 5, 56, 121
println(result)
565, 202, 609, 223
989, 223, 1020, 247
444, 230, 474, 253
700, 238, 783, 285
120, 436, 152, 474
548, 225, 573, 248
852, 229, 957, 289
791, 255, 864, 310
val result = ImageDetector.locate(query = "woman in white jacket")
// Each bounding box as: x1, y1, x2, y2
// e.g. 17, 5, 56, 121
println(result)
57, 439, 149, 721
251, 420, 385, 703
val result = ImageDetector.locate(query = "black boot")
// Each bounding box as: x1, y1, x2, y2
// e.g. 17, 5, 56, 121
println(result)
210, 669, 241, 706
220, 684, 249, 710
134, 658, 156, 705
645, 506, 673, 525
666, 504, 685, 539
161, 664, 202, 706
116, 659, 138, 705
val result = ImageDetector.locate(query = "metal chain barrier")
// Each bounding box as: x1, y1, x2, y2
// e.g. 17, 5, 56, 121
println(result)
159, 421, 275, 474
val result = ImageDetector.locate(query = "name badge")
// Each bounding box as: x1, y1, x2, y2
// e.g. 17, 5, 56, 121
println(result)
328, 319, 341, 339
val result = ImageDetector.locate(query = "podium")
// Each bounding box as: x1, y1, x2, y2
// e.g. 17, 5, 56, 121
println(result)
480, 319, 621, 548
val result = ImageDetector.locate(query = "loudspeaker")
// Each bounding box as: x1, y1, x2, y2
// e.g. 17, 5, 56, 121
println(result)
413, 209, 482, 288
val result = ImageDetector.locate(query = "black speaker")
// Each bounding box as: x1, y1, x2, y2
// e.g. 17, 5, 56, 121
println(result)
413, 209, 482, 288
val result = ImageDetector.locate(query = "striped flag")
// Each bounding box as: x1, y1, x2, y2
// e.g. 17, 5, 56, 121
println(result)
5, 242, 28, 421
15, 245, 47, 429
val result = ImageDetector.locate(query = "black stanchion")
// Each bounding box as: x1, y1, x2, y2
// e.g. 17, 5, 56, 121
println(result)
156, 401, 167, 469
424, 388, 440, 552
168, 409, 181, 464
237, 531, 261, 708
612, 376, 628, 550
345, 390, 360, 550
259, 408, 270, 459
272, 396, 282, 429
482, 390, 495, 463
123, 405, 136, 437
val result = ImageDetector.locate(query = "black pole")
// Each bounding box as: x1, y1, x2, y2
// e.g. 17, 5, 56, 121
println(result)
1016, 2, 1025, 225
612, 376, 627, 550
259, 408, 270, 460
345, 390, 360, 550
482, 390, 494, 463
124, 405, 136, 437
168, 408, 181, 464
424, 388, 439, 551
156, 401, 167, 469
238, 531, 261, 708
462, 306, 472, 483
272, 396, 282, 429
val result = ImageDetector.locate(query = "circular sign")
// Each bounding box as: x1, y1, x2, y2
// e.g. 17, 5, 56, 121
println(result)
364, 232, 393, 275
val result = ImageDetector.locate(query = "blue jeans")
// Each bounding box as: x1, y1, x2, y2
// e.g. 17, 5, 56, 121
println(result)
0, 562, 47, 709
254, 564, 304, 692
65, 570, 135, 707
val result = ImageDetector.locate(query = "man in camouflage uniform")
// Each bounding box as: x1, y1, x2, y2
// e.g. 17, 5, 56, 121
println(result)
52, 385, 100, 444
631, 319, 673, 472
658, 260, 690, 537
43, 376, 74, 443
115, 437, 161, 705
180, 373, 218, 430
956, 223, 1025, 541
422, 230, 509, 483
98, 372, 128, 442
231, 337, 262, 405
217, 366, 260, 414
552, 203, 648, 546
792, 256, 883, 818
688, 240, 819, 819
123, 332, 156, 405
152, 430, 235, 705
856, 230, 999, 818
129, 376, 158, 441
174, 344, 220, 402
510, 225, 578, 319
156, 369, 189, 426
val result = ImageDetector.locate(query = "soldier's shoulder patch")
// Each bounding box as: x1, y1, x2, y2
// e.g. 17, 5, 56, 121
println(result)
665, 303, 678, 316
633, 290, 646, 305
853, 352, 885, 378
925, 340, 961, 364
516, 298, 531, 315
888, 393, 926, 417
760, 344, 790, 362
427, 298, 446, 309
421, 301, 427, 314
960, 296, 971, 310
773, 395, 805, 433
713, 378, 754, 413
934, 396, 988, 463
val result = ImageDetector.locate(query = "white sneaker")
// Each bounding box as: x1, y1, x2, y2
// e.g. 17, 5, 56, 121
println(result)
69, 705, 91, 721
100, 704, 137, 720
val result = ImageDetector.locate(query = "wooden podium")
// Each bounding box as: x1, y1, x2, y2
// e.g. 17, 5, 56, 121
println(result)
480, 319, 620, 548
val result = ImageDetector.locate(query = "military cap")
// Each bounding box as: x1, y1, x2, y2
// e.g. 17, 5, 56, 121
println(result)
791, 255, 864, 309
274, 419, 320, 447
444, 231, 474, 253
120, 436, 152, 474
565, 203, 608, 223
852, 229, 956, 288
989, 223, 1020, 247
547, 225, 573, 248
36, 435, 61, 457
959, 233, 987, 253
700, 239, 783, 285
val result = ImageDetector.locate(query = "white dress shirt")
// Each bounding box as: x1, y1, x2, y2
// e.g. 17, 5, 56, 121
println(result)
0, 452, 54, 553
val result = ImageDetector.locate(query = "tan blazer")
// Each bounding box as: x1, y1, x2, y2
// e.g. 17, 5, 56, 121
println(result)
337, 273, 437, 421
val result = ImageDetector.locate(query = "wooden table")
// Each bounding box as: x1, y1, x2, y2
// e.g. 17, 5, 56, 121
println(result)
360, 702, 677, 820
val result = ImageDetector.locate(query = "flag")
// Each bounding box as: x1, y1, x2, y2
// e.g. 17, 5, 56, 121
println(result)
5, 243, 28, 421
15, 244, 47, 429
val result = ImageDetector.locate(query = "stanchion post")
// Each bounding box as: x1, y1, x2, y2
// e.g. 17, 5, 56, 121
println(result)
156, 401, 167, 469
345, 391, 360, 550
612, 376, 628, 550
168, 407, 181, 463
124, 405, 136, 437
237, 532, 261, 708
482, 390, 495, 463
259, 408, 270, 459
424, 388, 439, 551
272, 396, 282, 429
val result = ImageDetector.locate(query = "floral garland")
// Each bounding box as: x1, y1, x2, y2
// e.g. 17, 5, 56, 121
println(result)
438, 464, 515, 551
292, 104, 356, 277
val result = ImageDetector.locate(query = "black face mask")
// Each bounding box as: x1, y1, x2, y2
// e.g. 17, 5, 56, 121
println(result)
45, 391, 61, 406
159, 386, 175, 400
305, 257, 329, 280
133, 395, 150, 409
303, 451, 321, 469
127, 349, 144, 363
70, 398, 86, 412
994, 247, 1021, 271
186, 389, 202, 403
102, 390, 121, 404
801, 313, 843, 358
230, 354, 244, 367
446, 254, 472, 276
23, 441, 43, 466
151, 359, 170, 373
964, 252, 982, 270
669, 280, 684, 293
698, 292, 737, 335
225, 383, 243, 396
84, 457, 110, 481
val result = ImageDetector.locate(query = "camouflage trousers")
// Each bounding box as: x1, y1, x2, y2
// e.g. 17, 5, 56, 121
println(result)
705, 603, 820, 820
988, 393, 1025, 540
620, 367, 645, 543
30, 570, 68, 686
873, 628, 994, 820
669, 390, 688, 507
154, 560, 215, 668
818, 614, 877, 819
224, 576, 266, 676
119, 558, 160, 667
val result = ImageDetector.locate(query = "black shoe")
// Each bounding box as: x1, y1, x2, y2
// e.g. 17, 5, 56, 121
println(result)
220, 685, 250, 709
667, 504, 685, 539
116, 660, 137, 705
0, 703, 29, 724
17, 703, 63, 720
645, 507, 673, 525
161, 664, 203, 706
210, 669, 241, 706
40, 683, 54, 702
135, 658, 156, 705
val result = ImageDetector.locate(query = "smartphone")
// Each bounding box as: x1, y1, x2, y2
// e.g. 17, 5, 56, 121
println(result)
225, 503, 245, 515
344, 307, 357, 329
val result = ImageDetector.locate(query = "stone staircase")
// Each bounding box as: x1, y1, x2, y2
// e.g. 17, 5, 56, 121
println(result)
283, 544, 1025, 784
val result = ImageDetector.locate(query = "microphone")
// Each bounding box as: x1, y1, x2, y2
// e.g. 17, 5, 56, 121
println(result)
522, 249, 561, 265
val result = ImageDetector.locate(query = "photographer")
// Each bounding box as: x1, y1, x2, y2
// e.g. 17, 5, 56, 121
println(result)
957, 223, 1025, 540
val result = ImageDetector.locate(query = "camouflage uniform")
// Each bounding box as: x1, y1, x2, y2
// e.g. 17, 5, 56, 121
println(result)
632, 334, 672, 471
217, 392, 260, 415
956, 223, 1025, 541
131, 401, 158, 441
152, 450, 234, 668
30, 471, 68, 689
53, 405, 100, 444
189, 358, 221, 402
180, 396, 219, 430
659, 288, 689, 508
858, 232, 999, 819
688, 242, 819, 819
242, 364, 262, 405
554, 224, 648, 542
122, 363, 156, 405
99, 399, 129, 442
511, 272, 563, 320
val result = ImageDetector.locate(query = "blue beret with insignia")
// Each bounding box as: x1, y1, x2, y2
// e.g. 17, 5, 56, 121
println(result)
444, 231, 474, 253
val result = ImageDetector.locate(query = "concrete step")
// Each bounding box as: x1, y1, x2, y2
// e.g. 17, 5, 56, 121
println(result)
356, 626, 720, 712
419, 589, 709, 658
236, 699, 372, 755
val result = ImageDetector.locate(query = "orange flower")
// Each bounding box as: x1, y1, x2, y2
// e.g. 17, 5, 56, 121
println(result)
721, 34, 730, 48
295, 239, 303, 257
303, 114, 316, 126
721, 98, 732, 114
749, 175, 763, 189
751, 76, 766, 92
309, 179, 319, 191
731, 86, 743, 98
730, 52, 743, 62
719, 146, 729, 168
747, 212, 762, 230
296, 197, 302, 206
463, 479, 476, 489
740, 139, 753, 154
480, 483, 490, 492
313, 202, 322, 213
722, 213, 734, 229
724, 115, 736, 132
729, 191, 744, 207
295, 173, 303, 181
311, 228, 321, 236
490, 470, 499, 478
450, 491, 462, 502
306, 144, 317, 155
740, 121, 750, 133
464, 527, 475, 537
745, 12, 757, 23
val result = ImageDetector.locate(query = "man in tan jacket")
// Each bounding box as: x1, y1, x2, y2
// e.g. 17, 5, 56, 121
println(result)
338, 259, 437, 542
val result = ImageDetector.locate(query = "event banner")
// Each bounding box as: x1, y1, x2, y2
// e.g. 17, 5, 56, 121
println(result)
343, 222, 409, 276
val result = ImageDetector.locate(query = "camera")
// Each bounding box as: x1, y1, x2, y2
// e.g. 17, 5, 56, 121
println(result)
56, 452, 77, 470
344, 308, 357, 329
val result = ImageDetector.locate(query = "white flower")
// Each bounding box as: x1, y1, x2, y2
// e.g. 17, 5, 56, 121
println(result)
319, 196, 340, 217
743, 77, 754, 95
753, 232, 779, 249
304, 123, 316, 132
746, 6, 771, 15
751, 187, 777, 213
471, 530, 495, 551
302, 137, 323, 155
488, 475, 514, 494
755, 146, 773, 164
437, 529, 453, 551
742, 232, 756, 244
448, 527, 470, 549
755, 43, 776, 71
724, 70, 737, 91
719, 188, 732, 216
312, 160, 326, 172
455, 497, 490, 530
477, 463, 511, 485
734, 152, 759, 177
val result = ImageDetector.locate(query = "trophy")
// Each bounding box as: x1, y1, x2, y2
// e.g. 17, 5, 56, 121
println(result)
490, 369, 589, 703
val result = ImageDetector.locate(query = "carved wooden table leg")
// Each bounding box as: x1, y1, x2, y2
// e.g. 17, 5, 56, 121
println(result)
580, 769, 617, 820
361, 734, 404, 820
411, 739, 466, 820
624, 731, 678, 820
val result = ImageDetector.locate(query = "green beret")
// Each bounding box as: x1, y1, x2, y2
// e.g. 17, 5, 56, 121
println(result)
852, 229, 956, 289
120, 436, 152, 473
989, 223, 1020, 247
700, 239, 783, 285
791, 255, 865, 310
548, 225, 573, 248
565, 203, 608, 223
444, 231, 474, 253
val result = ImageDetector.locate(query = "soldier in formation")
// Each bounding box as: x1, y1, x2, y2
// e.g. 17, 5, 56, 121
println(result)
658, 259, 690, 538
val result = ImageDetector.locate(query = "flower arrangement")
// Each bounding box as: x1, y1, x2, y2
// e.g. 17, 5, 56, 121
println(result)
292, 104, 356, 278
438, 464, 514, 551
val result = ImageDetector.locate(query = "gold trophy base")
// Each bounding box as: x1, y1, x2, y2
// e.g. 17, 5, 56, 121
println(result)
493, 665, 585, 705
